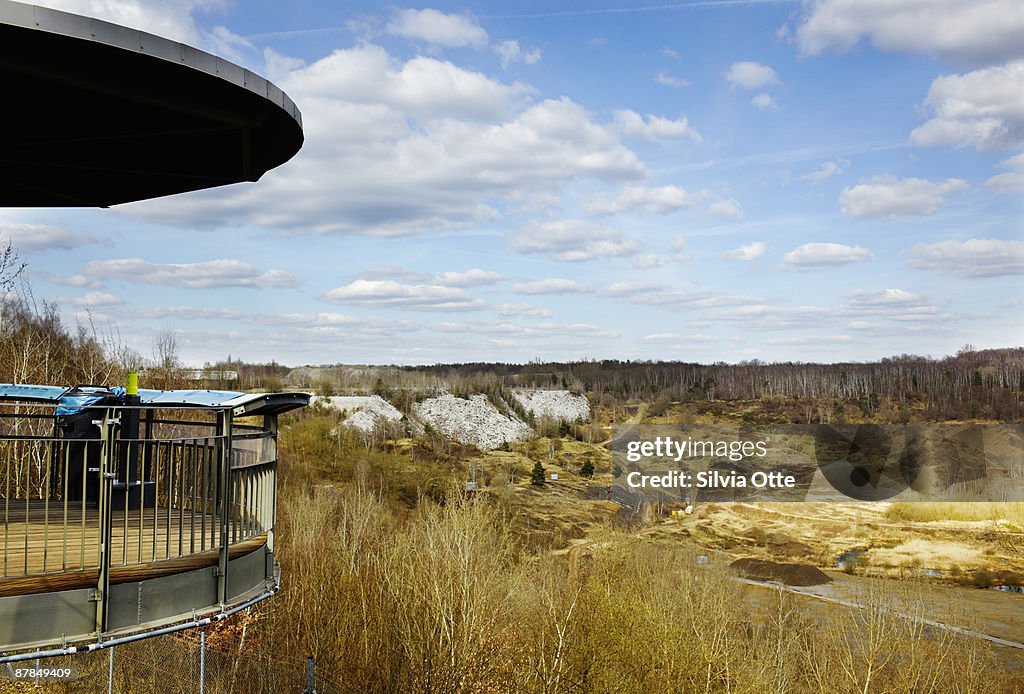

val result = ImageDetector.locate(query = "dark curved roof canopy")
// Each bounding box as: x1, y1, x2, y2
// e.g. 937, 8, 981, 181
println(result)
0, 1, 303, 207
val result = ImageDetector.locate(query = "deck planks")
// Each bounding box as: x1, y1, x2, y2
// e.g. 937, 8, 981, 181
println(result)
0, 500, 263, 595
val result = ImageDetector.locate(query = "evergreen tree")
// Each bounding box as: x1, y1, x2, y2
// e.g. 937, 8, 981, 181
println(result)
530, 460, 546, 486
580, 459, 595, 478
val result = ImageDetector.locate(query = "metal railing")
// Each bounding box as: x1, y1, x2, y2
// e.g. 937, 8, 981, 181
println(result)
0, 402, 277, 616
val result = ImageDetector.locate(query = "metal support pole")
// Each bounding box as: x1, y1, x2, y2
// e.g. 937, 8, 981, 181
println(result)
303, 655, 316, 694
217, 409, 234, 604
264, 414, 278, 553
199, 629, 206, 694
96, 411, 116, 634
107, 645, 114, 694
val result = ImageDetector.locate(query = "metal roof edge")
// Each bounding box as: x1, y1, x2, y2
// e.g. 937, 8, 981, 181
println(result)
0, 0, 301, 127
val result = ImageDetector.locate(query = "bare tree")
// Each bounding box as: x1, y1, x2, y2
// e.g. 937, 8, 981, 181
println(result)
0, 238, 26, 294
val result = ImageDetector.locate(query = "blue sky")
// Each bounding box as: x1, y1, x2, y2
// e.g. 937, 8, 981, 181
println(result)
5, 0, 1023, 366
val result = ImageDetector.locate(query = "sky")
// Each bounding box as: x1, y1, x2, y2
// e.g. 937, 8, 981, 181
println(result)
4, 0, 1023, 367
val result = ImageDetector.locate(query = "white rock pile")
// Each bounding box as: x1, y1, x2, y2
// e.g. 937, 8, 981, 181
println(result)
413, 393, 533, 450
312, 395, 403, 433
512, 389, 590, 422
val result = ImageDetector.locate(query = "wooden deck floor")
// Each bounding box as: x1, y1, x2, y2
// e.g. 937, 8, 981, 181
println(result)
1, 500, 263, 598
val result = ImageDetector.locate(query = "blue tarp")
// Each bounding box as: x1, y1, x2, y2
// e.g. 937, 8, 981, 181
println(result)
54, 386, 125, 416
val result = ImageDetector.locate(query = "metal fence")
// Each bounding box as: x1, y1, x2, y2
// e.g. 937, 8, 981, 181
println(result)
0, 401, 277, 585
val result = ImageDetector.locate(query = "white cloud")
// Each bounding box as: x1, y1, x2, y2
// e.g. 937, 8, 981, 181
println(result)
843, 289, 950, 323
42, 273, 102, 289
717, 304, 835, 330
795, 0, 1024, 65
133, 306, 244, 320
801, 158, 850, 183
780, 243, 873, 270
722, 242, 766, 261
669, 235, 691, 264
655, 71, 691, 88
79, 258, 297, 289
986, 172, 1024, 192
496, 303, 552, 319
910, 61, 1024, 151
661, 47, 680, 60
584, 185, 707, 215
839, 176, 968, 219
434, 269, 506, 286
708, 199, 744, 220
280, 45, 529, 121
250, 312, 361, 327
750, 93, 778, 111
493, 40, 542, 68
621, 287, 760, 310
603, 281, 667, 297
1, 223, 97, 251
435, 320, 618, 339
725, 62, 779, 90
205, 24, 254, 64
847, 288, 926, 306
999, 152, 1024, 169
71, 291, 123, 308
386, 8, 488, 48
324, 279, 485, 311
263, 48, 306, 83
642, 333, 715, 344
847, 321, 884, 331
767, 336, 852, 346
614, 110, 702, 142
631, 254, 664, 269
511, 220, 637, 261
512, 278, 591, 295
130, 45, 646, 236
907, 239, 1024, 277
986, 152, 1024, 191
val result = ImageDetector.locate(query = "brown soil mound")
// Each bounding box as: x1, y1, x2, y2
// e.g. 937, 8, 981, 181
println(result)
730, 558, 832, 586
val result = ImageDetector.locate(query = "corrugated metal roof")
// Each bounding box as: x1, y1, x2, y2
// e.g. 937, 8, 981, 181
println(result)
138, 389, 246, 407
0, 384, 309, 415
0, 384, 68, 401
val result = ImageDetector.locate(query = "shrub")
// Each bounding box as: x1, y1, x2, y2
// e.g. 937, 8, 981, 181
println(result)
971, 569, 995, 589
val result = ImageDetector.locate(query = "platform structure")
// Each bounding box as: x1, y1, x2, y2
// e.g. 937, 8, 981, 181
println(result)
1, 0, 306, 663
0, 385, 309, 660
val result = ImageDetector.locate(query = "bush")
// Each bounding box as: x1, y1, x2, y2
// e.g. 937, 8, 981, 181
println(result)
580, 460, 595, 478
971, 569, 995, 589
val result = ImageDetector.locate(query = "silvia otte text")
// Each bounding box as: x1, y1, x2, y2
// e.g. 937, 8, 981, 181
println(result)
625, 469, 796, 489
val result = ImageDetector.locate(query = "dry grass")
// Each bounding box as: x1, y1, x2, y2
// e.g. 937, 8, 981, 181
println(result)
20, 415, 1024, 693
886, 502, 1024, 526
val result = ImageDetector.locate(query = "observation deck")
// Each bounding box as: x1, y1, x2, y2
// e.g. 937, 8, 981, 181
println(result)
0, 384, 308, 660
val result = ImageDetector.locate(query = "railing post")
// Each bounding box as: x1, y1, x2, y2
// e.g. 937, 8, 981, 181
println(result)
216, 408, 233, 604
95, 410, 116, 635
264, 414, 278, 553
